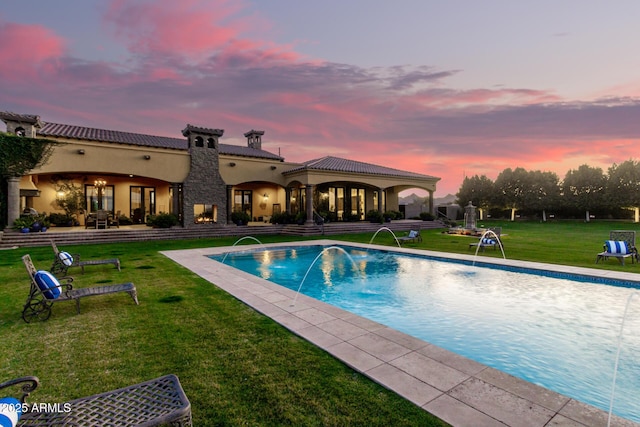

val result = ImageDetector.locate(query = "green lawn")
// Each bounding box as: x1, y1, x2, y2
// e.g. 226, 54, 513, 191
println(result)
1, 220, 639, 426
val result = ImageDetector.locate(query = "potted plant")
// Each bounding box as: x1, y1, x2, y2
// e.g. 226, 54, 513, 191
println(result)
40, 214, 51, 232
231, 211, 251, 226
12, 217, 34, 233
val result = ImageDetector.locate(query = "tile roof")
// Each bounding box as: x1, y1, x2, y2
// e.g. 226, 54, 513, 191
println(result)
219, 143, 283, 160
37, 122, 283, 160
283, 156, 438, 180
0, 111, 42, 126
182, 124, 224, 137
39, 122, 186, 149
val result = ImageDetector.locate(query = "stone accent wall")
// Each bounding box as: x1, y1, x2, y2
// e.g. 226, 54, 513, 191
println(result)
181, 127, 228, 228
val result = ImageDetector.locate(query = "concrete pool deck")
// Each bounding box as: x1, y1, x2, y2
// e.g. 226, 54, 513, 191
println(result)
161, 240, 640, 427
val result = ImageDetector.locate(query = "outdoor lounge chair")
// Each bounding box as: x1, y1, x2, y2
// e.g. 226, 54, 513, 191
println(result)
0, 374, 192, 426
50, 240, 120, 276
22, 254, 137, 323
469, 227, 502, 251
596, 230, 638, 265
397, 229, 422, 245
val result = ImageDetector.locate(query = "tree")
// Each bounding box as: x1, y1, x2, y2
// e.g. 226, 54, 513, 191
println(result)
606, 159, 640, 222
562, 164, 606, 222
0, 132, 59, 227
0, 132, 57, 178
493, 167, 530, 221
526, 170, 560, 221
456, 175, 494, 220
54, 180, 85, 221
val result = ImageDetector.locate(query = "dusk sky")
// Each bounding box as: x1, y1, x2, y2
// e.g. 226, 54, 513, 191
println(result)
3, 1, 640, 196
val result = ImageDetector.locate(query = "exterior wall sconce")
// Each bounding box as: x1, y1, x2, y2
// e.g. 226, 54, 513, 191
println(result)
270, 165, 277, 170
77, 149, 85, 155
263, 193, 269, 199
229, 162, 236, 167
144, 155, 151, 160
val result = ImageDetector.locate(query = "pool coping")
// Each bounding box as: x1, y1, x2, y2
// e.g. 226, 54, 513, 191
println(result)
161, 240, 640, 427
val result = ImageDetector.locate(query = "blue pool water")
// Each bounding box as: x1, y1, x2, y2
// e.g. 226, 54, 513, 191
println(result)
212, 245, 640, 422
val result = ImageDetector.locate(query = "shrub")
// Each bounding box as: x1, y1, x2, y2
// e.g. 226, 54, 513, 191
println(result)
12, 216, 34, 230
231, 211, 251, 225
317, 211, 336, 223
146, 212, 179, 228
118, 214, 134, 225
270, 211, 294, 224
344, 213, 360, 222
366, 210, 384, 223
48, 213, 74, 226
295, 212, 307, 224
419, 212, 435, 221
383, 210, 403, 221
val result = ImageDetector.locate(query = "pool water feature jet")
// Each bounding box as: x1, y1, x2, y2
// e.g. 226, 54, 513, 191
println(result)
220, 236, 265, 264
368, 227, 401, 248
607, 290, 640, 427
472, 229, 506, 265
292, 246, 363, 306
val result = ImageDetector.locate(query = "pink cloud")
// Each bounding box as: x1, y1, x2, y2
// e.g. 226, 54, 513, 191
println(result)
103, 0, 302, 66
3, 2, 640, 198
0, 20, 66, 83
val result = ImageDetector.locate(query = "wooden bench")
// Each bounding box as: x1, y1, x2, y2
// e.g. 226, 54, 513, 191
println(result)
0, 374, 192, 426
22, 254, 137, 322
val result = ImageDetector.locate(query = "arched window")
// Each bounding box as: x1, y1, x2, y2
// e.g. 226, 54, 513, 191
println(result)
207, 138, 216, 148
194, 136, 204, 147
15, 127, 26, 137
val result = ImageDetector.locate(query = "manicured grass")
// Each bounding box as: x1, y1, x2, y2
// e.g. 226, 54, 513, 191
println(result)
360, 219, 640, 270
0, 235, 448, 427
1, 220, 638, 425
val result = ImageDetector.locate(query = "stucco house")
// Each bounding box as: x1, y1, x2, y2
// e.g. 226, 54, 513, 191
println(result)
1, 111, 439, 229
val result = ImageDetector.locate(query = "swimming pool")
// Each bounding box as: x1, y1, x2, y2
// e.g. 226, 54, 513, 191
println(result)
213, 244, 640, 423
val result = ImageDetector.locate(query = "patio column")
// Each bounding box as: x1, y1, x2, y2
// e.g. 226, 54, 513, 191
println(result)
305, 185, 314, 224
226, 185, 233, 224
7, 176, 21, 228
378, 188, 384, 213
428, 190, 434, 215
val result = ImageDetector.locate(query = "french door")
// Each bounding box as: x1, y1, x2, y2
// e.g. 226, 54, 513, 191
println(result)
130, 186, 156, 223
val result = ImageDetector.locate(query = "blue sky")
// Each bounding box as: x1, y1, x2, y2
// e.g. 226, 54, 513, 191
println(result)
2, 0, 640, 195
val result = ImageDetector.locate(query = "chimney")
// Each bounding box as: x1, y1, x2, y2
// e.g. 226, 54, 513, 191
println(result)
244, 130, 264, 150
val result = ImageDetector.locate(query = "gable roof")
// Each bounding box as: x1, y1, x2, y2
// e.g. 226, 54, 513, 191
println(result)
283, 156, 438, 180
36, 122, 283, 160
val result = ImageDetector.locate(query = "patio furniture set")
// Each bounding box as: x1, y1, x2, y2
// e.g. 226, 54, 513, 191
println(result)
84, 210, 120, 229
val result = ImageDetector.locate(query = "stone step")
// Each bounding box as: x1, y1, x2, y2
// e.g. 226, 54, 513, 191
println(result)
1, 221, 445, 248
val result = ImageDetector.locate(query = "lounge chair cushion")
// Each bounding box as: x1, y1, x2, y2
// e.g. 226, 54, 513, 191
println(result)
58, 251, 74, 266
0, 397, 22, 427
482, 238, 496, 245
605, 240, 629, 254
34, 270, 62, 299
408, 230, 418, 238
